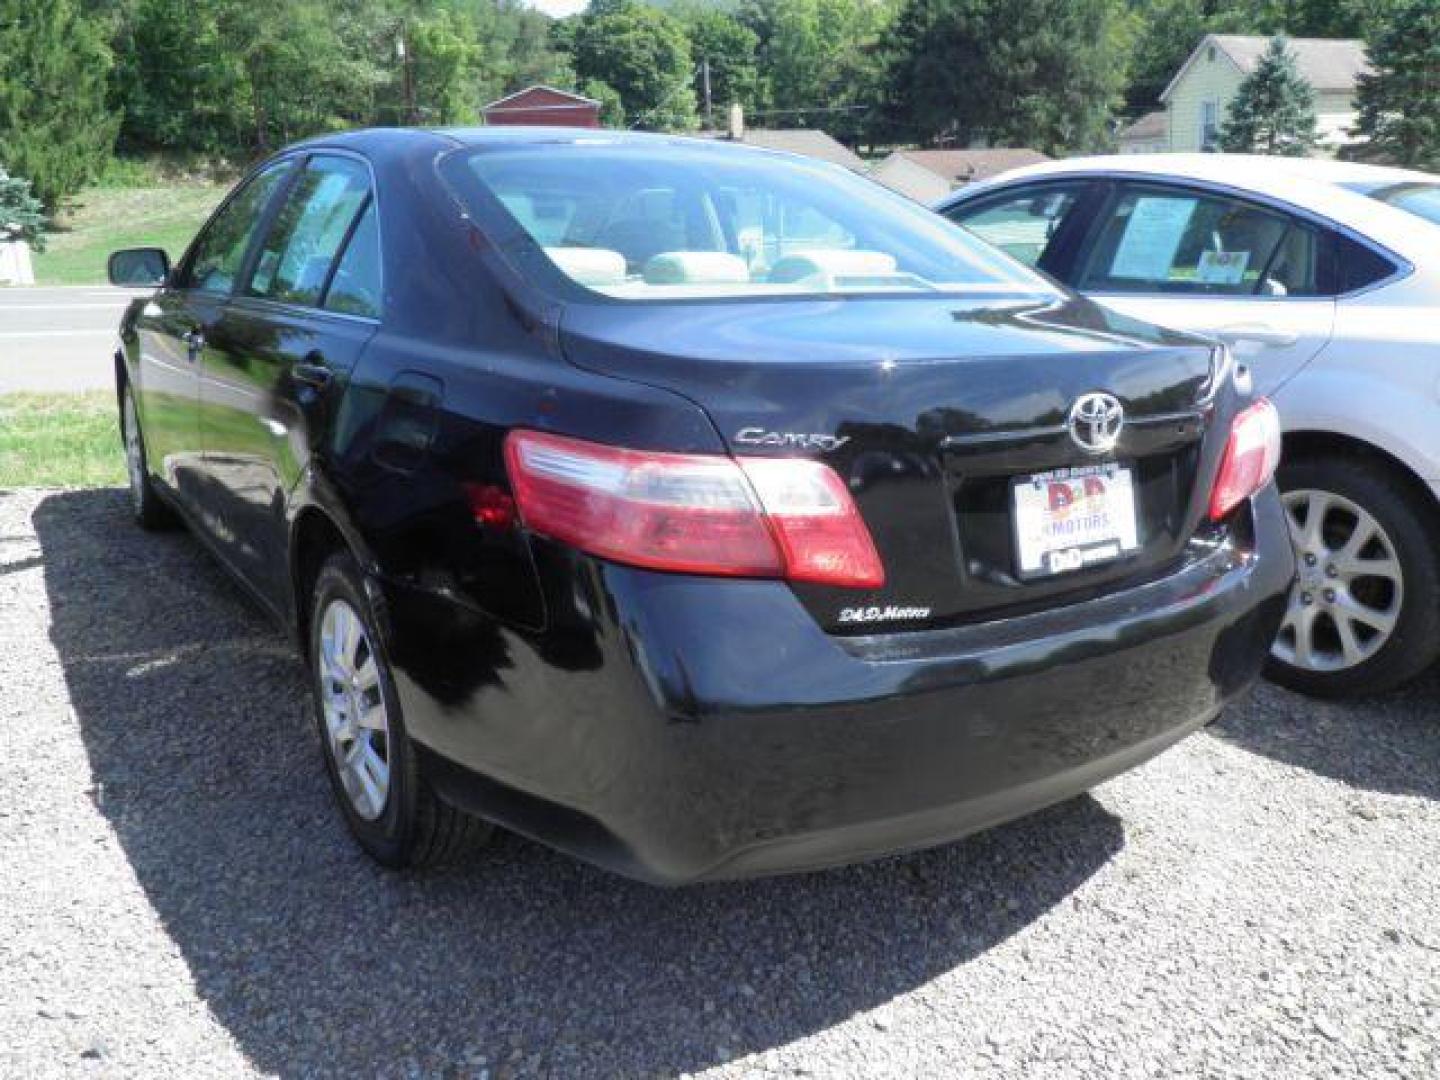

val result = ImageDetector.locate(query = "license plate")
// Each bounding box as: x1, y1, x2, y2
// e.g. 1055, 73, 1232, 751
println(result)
1012, 464, 1140, 578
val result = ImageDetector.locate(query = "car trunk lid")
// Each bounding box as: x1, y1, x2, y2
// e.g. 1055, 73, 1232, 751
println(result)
557, 293, 1231, 633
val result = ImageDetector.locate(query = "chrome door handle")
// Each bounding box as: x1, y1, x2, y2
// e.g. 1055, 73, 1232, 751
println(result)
1211, 324, 1299, 348
293, 362, 333, 390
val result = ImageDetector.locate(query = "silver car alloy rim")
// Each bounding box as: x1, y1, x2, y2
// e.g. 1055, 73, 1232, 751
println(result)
1272, 488, 1404, 673
318, 598, 391, 821
123, 389, 144, 514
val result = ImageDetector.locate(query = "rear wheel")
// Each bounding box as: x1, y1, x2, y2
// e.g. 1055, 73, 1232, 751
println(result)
1265, 456, 1440, 698
120, 382, 176, 530
308, 552, 492, 867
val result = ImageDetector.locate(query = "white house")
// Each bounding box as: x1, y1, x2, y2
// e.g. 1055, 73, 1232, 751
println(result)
1159, 34, 1369, 155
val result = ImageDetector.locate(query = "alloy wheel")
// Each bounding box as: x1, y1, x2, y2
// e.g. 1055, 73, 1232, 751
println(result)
318, 598, 391, 821
1272, 488, 1404, 673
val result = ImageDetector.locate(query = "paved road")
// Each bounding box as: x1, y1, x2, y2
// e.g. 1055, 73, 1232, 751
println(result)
2, 485, 1438, 1078
0, 286, 150, 393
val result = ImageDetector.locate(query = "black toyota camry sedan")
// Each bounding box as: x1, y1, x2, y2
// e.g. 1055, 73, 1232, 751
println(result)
107, 127, 1293, 884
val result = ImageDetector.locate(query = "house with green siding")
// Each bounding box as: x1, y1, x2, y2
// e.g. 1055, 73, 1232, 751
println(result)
1158, 35, 1369, 156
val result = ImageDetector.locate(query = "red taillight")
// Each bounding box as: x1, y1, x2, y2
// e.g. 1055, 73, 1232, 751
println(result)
462, 483, 516, 530
503, 430, 884, 588
737, 457, 885, 588
1208, 398, 1282, 522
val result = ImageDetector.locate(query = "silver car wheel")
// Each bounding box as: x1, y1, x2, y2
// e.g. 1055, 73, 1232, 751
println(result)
1272, 488, 1404, 673
318, 598, 391, 821
122, 388, 145, 515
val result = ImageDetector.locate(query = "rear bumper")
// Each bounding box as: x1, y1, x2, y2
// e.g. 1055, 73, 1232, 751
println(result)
385, 487, 1294, 884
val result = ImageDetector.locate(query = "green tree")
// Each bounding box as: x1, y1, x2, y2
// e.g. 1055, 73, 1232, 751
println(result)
1350, 0, 1440, 169
676, 7, 760, 125
885, 0, 1130, 154
111, 0, 248, 154
737, 0, 894, 143
581, 78, 626, 127
215, 0, 386, 153
571, 0, 697, 131
1253, 0, 1367, 37
1218, 36, 1319, 155
0, 169, 47, 250
495, 4, 575, 94
0, 0, 119, 206
409, 7, 484, 124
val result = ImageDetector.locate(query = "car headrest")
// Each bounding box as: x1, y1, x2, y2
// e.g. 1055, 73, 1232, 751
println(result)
642, 251, 751, 286
768, 250, 899, 284
544, 247, 627, 287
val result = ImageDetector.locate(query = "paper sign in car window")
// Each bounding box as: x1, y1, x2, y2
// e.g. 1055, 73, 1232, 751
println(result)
1196, 249, 1251, 286
1110, 197, 1196, 281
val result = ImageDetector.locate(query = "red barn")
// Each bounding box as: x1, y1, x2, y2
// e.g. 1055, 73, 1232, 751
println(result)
482, 86, 602, 128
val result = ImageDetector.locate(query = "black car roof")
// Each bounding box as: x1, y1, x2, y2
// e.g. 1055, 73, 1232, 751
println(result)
285, 125, 822, 166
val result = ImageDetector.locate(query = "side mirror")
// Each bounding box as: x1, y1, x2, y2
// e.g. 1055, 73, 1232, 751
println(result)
108, 247, 170, 287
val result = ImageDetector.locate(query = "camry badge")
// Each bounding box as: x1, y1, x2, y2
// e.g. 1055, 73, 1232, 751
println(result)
735, 427, 851, 452
1067, 392, 1125, 455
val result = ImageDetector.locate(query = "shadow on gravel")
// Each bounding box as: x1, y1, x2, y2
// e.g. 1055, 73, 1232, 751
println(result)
1213, 672, 1440, 800
36, 489, 1123, 1078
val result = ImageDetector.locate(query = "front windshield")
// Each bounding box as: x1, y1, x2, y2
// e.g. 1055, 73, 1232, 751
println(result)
1345, 181, 1440, 228
441, 143, 1060, 302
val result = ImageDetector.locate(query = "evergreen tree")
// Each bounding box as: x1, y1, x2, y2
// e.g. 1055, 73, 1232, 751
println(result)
885, 0, 1130, 154
0, 0, 119, 207
1350, 0, 1440, 169
111, 0, 248, 154
0, 169, 47, 251
1219, 36, 1319, 156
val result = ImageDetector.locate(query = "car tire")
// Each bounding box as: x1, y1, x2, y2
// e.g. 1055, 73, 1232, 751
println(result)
308, 551, 492, 868
120, 382, 177, 531
1264, 454, 1440, 698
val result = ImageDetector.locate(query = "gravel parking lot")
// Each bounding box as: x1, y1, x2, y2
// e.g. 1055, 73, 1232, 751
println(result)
2, 486, 1438, 1079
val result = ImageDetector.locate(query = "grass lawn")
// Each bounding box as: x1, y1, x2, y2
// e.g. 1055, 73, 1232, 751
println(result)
33, 185, 226, 286
0, 393, 125, 488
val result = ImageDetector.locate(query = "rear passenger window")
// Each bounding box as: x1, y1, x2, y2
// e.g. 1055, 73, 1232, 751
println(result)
248, 156, 370, 307
947, 186, 1084, 269
324, 202, 382, 319
1078, 185, 1320, 297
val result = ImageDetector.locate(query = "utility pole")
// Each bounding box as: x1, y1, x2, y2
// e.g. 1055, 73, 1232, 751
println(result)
702, 58, 713, 131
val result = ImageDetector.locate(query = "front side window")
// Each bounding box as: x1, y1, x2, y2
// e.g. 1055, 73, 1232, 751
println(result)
183, 161, 293, 295
248, 156, 371, 308
946, 185, 1086, 269
441, 145, 1057, 302
1077, 185, 1320, 297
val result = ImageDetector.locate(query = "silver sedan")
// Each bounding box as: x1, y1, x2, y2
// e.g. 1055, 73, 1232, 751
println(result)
940, 155, 1440, 698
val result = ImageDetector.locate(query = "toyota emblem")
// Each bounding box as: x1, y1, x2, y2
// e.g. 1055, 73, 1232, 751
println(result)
1067, 392, 1125, 454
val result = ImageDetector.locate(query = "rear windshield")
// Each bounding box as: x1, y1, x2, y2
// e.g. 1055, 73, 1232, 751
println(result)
1345, 181, 1440, 228
440, 144, 1059, 302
